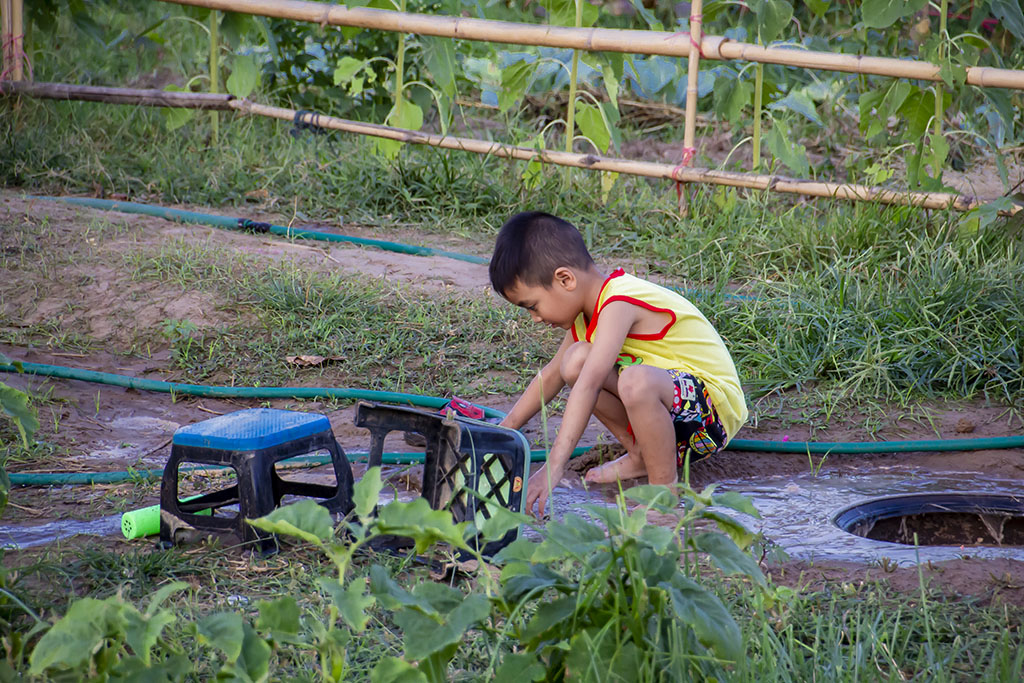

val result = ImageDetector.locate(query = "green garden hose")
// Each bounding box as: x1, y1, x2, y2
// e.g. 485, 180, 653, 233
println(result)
31, 196, 489, 265
3, 361, 1023, 487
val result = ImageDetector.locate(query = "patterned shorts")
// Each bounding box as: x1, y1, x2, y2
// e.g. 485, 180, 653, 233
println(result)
666, 370, 726, 469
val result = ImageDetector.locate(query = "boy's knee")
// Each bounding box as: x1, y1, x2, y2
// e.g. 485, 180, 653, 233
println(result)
559, 342, 591, 385
617, 365, 663, 407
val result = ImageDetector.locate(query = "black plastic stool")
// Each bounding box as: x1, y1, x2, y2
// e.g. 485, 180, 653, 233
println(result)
160, 408, 354, 553
354, 402, 529, 556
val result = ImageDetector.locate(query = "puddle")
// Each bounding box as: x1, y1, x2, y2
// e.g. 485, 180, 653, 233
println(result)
716, 466, 1024, 566
1, 514, 123, 549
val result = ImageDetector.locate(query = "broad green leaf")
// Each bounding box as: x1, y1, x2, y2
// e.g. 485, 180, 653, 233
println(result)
162, 84, 195, 132
690, 532, 767, 585
197, 612, 245, 661
601, 63, 620, 110
389, 99, 423, 131
521, 595, 575, 642
702, 509, 757, 549
860, 0, 927, 29
478, 504, 529, 543
370, 656, 429, 683
540, 0, 599, 27
880, 80, 912, 121
368, 564, 438, 614
248, 499, 334, 545
318, 576, 375, 632
122, 608, 176, 667
353, 466, 383, 520
926, 132, 949, 178
575, 101, 610, 154
600, 171, 618, 204
145, 581, 189, 617
227, 622, 271, 681
501, 563, 565, 603
255, 596, 300, 635
663, 576, 742, 661
958, 197, 1020, 234
747, 0, 793, 43
768, 89, 821, 125
533, 513, 606, 563
29, 598, 117, 674
858, 88, 886, 138
499, 60, 536, 113
711, 490, 761, 519
623, 0, 663, 30
723, 78, 753, 126
764, 121, 809, 177
226, 55, 259, 98
898, 89, 936, 140
491, 536, 538, 563
219, 12, 259, 47
0, 382, 38, 448
494, 652, 545, 683
989, 0, 1024, 44
421, 35, 457, 98
803, 0, 829, 18
394, 594, 490, 660
374, 496, 468, 552
334, 56, 365, 86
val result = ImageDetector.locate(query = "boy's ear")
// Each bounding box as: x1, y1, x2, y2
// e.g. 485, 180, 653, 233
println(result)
553, 266, 577, 291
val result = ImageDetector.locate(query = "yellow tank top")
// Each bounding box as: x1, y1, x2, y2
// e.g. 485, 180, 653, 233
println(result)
571, 269, 748, 440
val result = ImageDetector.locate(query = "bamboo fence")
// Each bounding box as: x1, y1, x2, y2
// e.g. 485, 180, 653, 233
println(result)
161, 0, 1024, 90
5, 80, 1019, 216
0, 0, 25, 81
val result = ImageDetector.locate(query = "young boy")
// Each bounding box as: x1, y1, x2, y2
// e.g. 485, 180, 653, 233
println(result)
489, 211, 747, 517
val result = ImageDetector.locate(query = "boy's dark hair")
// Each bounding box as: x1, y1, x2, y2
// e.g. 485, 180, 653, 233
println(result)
489, 211, 594, 295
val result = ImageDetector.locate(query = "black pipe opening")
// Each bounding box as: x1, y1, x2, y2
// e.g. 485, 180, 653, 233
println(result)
834, 493, 1024, 547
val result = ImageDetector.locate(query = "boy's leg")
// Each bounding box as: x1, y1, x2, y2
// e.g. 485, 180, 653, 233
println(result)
585, 364, 678, 485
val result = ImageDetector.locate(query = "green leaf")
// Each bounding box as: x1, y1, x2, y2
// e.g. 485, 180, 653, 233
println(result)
353, 466, 383, 520
711, 491, 761, 519
499, 60, 536, 113
368, 564, 438, 614
957, 197, 1020, 234
533, 513, 606, 563
162, 84, 195, 132
29, 598, 116, 674
219, 12, 259, 47
575, 101, 610, 154
860, 0, 928, 29
990, 0, 1024, 44
334, 56, 365, 87
374, 497, 468, 553
702, 509, 757, 549
747, 0, 793, 43
858, 88, 886, 138
601, 62, 621, 110
723, 78, 753, 127
768, 89, 821, 125
225, 54, 260, 99
478, 504, 529, 543
898, 89, 936, 140
663, 576, 742, 661
318, 576, 375, 632
394, 594, 490, 660
521, 595, 575, 642
540, 0, 599, 27
495, 652, 545, 682
248, 499, 334, 546
803, 0, 830, 18
926, 132, 949, 177
198, 612, 245, 661
690, 532, 766, 585
225, 622, 271, 681
122, 608, 176, 667
0, 382, 38, 448
145, 581, 189, 618
370, 656, 429, 683
255, 596, 300, 635
763, 120, 809, 177
421, 35, 457, 98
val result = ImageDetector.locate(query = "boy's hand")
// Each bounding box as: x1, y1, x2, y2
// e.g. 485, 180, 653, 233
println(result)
525, 462, 564, 519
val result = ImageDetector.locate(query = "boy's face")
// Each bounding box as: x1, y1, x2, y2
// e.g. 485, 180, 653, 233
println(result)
504, 268, 581, 330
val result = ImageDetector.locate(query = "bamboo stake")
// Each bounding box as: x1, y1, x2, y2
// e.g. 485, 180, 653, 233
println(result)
10, 0, 19, 80
677, 0, 703, 217
159, 0, 1024, 91
0, 81, 236, 108
209, 10, 219, 143
1, 0, 12, 81
3, 81, 1020, 216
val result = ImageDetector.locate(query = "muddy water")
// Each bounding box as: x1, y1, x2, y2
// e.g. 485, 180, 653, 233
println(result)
1, 513, 124, 549
714, 467, 1024, 566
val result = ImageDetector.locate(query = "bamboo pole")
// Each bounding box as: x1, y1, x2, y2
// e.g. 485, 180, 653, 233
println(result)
209, 10, 219, 142
159, 0, 1024, 91
677, 0, 703, 217
1, 0, 12, 81
3, 81, 1019, 216
0, 80, 236, 108
10, 0, 19, 80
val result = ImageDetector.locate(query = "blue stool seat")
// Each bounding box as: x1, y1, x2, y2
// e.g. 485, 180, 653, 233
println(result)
160, 408, 354, 553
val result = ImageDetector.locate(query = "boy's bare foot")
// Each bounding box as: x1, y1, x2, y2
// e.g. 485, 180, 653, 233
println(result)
584, 452, 648, 483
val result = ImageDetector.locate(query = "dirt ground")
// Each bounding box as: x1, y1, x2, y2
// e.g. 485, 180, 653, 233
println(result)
2, 190, 1023, 606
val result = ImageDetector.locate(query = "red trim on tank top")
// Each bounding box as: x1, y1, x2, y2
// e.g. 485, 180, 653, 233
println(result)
583, 268, 625, 341
584, 270, 676, 342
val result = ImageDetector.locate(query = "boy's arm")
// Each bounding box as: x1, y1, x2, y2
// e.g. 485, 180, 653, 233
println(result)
525, 302, 637, 516
499, 332, 574, 430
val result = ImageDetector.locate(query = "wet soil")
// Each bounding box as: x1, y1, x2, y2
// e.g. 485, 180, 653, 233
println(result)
2, 190, 1024, 605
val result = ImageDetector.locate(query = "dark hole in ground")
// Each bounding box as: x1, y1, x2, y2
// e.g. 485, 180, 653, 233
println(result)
835, 493, 1024, 548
